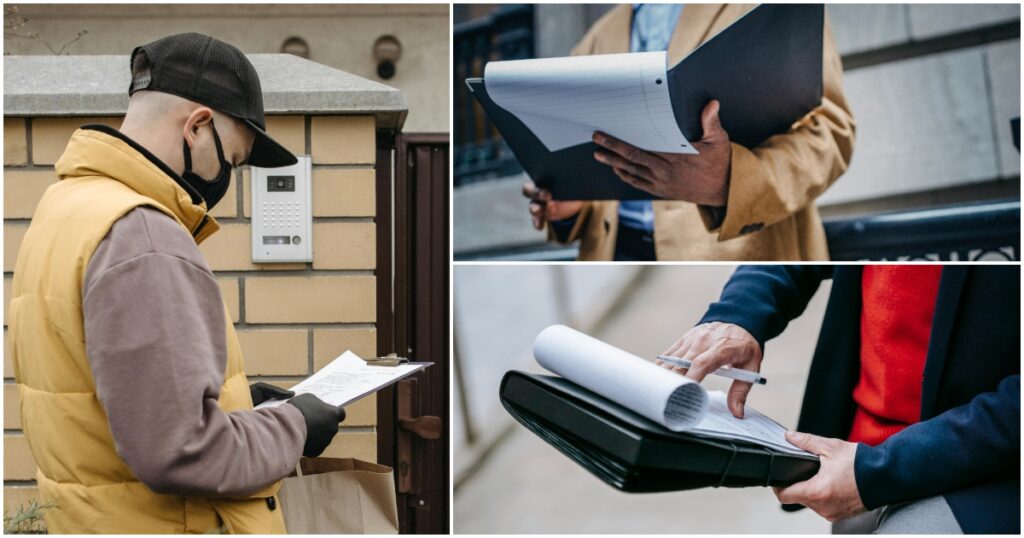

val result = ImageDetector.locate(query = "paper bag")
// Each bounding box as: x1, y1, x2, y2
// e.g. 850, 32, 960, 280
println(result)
278, 457, 399, 534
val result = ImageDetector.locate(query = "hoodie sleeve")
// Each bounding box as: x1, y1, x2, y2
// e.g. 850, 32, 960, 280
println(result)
82, 206, 307, 498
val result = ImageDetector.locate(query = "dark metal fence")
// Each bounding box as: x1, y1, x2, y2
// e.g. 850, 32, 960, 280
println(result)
453, 4, 533, 184
455, 200, 1021, 262
823, 199, 1020, 261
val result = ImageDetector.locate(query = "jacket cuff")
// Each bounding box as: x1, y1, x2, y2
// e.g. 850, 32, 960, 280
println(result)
714, 143, 775, 241
853, 442, 892, 510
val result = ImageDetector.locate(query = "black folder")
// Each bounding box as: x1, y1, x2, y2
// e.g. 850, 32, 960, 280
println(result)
499, 370, 820, 493
467, 4, 824, 200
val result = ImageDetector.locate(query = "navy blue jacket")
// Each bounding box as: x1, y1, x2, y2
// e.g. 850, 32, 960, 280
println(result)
700, 266, 1019, 534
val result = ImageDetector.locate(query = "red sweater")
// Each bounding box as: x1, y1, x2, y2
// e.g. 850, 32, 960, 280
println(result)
848, 266, 943, 446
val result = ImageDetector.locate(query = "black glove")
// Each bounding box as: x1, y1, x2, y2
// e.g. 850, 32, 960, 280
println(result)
286, 393, 347, 457
249, 382, 295, 406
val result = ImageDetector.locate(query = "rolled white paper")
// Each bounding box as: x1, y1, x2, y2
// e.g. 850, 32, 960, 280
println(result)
533, 324, 708, 431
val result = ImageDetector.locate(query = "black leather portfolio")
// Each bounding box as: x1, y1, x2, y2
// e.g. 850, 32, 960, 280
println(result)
467, 4, 824, 200
499, 370, 820, 493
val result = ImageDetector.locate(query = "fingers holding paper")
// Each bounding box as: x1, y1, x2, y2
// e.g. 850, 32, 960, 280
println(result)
656, 321, 762, 418
772, 431, 866, 522
522, 179, 584, 230
593, 99, 732, 207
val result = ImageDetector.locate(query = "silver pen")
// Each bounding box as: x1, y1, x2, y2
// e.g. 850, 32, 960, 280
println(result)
655, 355, 767, 385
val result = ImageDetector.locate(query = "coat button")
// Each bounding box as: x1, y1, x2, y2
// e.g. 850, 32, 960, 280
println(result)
739, 222, 764, 235
266, 496, 277, 511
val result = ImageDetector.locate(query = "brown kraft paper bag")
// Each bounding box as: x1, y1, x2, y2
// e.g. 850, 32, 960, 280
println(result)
278, 457, 400, 534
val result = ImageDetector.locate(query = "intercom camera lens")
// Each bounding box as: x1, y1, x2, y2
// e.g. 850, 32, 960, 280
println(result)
377, 60, 395, 80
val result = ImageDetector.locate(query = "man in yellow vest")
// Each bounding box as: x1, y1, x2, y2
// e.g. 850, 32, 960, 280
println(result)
10, 33, 344, 533
524, 4, 855, 260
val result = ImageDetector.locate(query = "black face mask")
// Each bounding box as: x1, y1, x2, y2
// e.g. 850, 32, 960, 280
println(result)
182, 119, 232, 210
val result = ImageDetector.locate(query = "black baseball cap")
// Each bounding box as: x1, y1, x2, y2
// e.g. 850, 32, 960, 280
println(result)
128, 32, 297, 168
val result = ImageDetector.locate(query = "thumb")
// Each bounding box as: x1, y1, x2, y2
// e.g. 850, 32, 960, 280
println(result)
726, 379, 752, 418
785, 430, 835, 456
700, 99, 725, 140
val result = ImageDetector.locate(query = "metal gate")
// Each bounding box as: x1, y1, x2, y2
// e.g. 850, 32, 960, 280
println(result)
375, 132, 450, 534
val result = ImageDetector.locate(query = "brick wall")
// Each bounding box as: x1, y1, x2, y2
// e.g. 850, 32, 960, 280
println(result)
3, 113, 381, 514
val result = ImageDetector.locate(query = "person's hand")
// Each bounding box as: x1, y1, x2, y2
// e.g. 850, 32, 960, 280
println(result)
249, 381, 295, 407
657, 321, 761, 418
523, 180, 584, 230
285, 393, 347, 457
592, 99, 731, 206
773, 431, 866, 522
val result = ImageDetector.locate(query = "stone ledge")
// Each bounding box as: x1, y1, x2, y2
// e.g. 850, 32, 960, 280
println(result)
3, 54, 407, 131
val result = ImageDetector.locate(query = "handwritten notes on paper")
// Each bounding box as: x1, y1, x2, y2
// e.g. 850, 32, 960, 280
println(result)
255, 351, 429, 410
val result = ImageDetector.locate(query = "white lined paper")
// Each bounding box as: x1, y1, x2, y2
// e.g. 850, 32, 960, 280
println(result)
485, 51, 697, 154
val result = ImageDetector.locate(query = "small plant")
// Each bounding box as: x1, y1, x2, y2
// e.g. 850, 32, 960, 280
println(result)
4, 5, 88, 56
3, 500, 52, 534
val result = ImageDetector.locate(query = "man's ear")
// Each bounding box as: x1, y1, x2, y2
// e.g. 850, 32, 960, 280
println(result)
182, 106, 215, 148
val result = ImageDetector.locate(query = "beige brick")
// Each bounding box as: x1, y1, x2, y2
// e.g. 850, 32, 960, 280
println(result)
4, 223, 28, 273
4, 328, 13, 378
4, 383, 20, 430
265, 116, 306, 157
217, 277, 239, 323
245, 276, 376, 323
197, 222, 305, 271
238, 329, 308, 376
242, 167, 253, 218
4, 169, 57, 219
4, 276, 11, 326
4, 486, 44, 527
320, 431, 376, 462
313, 327, 377, 371
313, 168, 376, 217
244, 167, 377, 218
341, 394, 376, 427
311, 116, 375, 165
31, 117, 121, 165
207, 173, 238, 219
4, 118, 28, 166
312, 222, 376, 270
4, 434, 37, 480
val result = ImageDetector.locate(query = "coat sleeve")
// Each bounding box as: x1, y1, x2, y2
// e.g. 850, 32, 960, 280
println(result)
854, 375, 1020, 509
702, 15, 856, 240
698, 265, 833, 348
83, 207, 307, 498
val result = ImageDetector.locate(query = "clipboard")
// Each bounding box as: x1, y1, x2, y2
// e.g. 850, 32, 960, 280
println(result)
467, 4, 824, 201
499, 370, 820, 493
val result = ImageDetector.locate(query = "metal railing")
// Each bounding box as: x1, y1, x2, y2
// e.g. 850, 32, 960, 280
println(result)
453, 5, 533, 184
455, 200, 1021, 262
824, 199, 1020, 261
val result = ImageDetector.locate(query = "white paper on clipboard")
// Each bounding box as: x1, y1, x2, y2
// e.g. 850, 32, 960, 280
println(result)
255, 351, 431, 409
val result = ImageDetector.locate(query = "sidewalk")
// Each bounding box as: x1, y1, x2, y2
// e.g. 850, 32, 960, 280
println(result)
454, 266, 834, 533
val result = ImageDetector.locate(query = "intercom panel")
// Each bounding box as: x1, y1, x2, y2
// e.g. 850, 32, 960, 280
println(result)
251, 155, 312, 263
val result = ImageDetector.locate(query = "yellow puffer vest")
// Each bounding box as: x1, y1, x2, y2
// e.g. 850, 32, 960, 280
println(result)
9, 127, 286, 533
